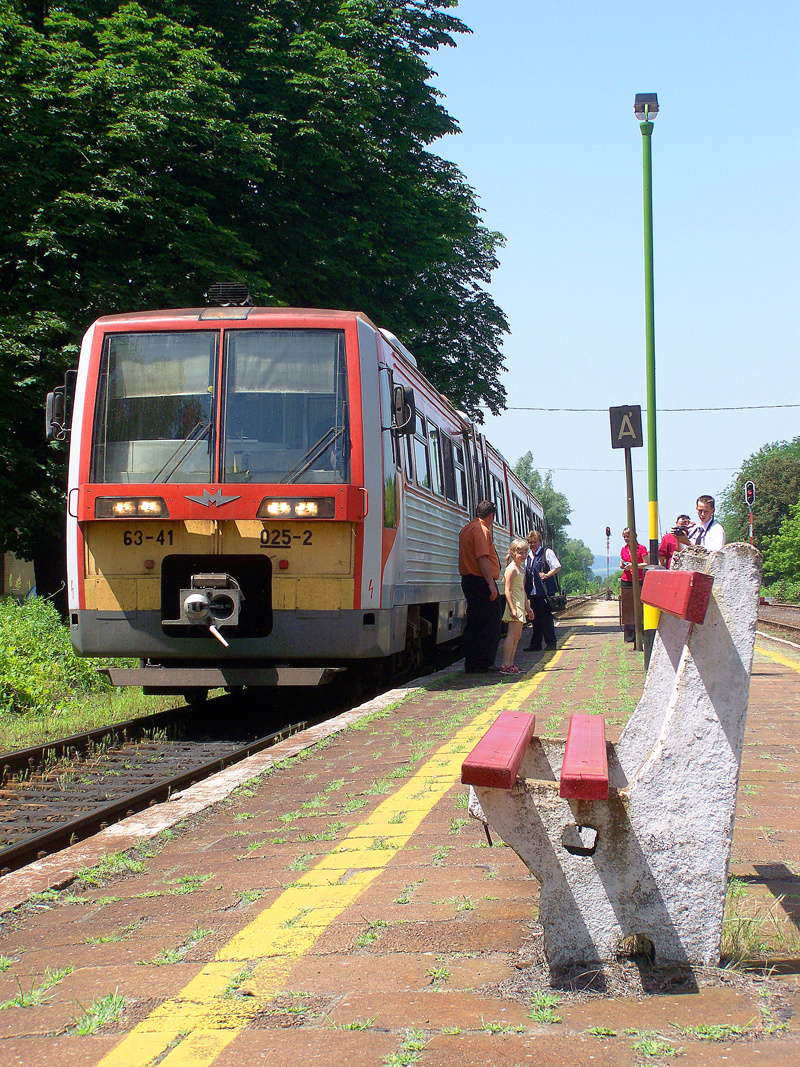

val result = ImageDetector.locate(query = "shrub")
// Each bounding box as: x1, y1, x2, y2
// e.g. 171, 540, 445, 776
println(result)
0, 597, 110, 714
761, 579, 800, 604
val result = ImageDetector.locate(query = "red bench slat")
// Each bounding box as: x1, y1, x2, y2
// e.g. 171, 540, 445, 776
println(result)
641, 568, 714, 624
559, 713, 608, 801
461, 710, 536, 789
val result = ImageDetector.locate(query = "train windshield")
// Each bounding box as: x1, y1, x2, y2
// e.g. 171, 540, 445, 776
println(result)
91, 332, 217, 484
221, 329, 350, 484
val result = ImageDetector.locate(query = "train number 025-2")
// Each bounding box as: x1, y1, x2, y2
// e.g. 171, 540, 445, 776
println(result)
122, 529, 173, 547
260, 529, 313, 548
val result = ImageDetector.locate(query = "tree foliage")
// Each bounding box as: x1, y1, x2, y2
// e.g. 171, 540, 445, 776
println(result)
762, 500, 800, 585
0, 0, 508, 590
716, 437, 800, 549
558, 538, 596, 594
512, 452, 597, 592
513, 452, 571, 550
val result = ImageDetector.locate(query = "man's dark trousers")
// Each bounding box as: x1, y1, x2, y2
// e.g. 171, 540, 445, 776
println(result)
528, 594, 556, 649
461, 574, 503, 670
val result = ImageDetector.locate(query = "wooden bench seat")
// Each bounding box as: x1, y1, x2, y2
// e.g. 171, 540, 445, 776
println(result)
641, 568, 714, 624
559, 713, 608, 801
461, 710, 536, 790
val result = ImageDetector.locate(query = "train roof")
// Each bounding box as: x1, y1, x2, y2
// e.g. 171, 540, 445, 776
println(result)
90, 307, 378, 327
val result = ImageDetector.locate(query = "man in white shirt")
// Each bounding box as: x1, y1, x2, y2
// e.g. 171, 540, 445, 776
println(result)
675, 495, 726, 552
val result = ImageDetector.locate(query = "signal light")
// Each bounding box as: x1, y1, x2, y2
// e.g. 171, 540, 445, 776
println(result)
744, 481, 755, 507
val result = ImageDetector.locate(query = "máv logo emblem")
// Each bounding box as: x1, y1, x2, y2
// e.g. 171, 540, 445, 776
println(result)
184, 489, 241, 507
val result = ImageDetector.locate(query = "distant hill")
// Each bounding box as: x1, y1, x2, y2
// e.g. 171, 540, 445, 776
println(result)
593, 552, 617, 577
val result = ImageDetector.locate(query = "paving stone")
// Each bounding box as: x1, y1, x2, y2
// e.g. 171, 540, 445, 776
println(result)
1, 603, 799, 1066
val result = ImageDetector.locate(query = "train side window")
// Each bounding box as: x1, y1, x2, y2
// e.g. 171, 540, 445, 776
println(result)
378, 366, 398, 527
441, 434, 456, 502
492, 475, 507, 527
403, 432, 414, 478
453, 443, 467, 509
413, 415, 430, 489
511, 493, 523, 536
427, 425, 444, 496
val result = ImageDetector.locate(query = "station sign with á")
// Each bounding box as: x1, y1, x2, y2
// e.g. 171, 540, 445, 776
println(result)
609, 405, 643, 449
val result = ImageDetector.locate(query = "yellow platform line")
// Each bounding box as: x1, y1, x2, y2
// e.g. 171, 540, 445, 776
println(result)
755, 641, 800, 672
94, 639, 573, 1067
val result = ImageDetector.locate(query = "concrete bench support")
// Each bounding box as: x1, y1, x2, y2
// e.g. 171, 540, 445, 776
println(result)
467, 544, 761, 972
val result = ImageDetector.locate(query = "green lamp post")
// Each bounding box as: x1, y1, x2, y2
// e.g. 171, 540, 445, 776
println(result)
634, 92, 660, 664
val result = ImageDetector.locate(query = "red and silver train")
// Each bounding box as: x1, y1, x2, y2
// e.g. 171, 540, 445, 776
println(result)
48, 285, 543, 697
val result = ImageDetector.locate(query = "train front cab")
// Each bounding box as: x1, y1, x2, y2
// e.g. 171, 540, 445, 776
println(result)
64, 308, 449, 689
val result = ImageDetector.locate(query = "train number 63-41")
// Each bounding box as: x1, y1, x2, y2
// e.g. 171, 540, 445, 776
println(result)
122, 529, 174, 547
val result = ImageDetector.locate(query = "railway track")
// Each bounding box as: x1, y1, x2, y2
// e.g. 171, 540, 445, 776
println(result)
757, 602, 800, 640
0, 609, 595, 878
0, 699, 308, 875
0, 648, 454, 877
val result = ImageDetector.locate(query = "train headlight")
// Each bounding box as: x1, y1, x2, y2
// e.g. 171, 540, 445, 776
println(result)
263, 501, 292, 516
138, 499, 165, 516
110, 500, 137, 517
294, 501, 318, 517
95, 497, 169, 518
256, 497, 335, 519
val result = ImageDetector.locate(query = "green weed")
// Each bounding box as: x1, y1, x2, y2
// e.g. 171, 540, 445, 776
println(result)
72, 990, 126, 1035
677, 1023, 748, 1041
77, 852, 145, 887
85, 919, 142, 945
384, 1028, 429, 1066
354, 918, 389, 948
629, 1030, 681, 1057
287, 853, 315, 872
481, 1018, 524, 1034
528, 989, 562, 1024
238, 889, 264, 905
394, 881, 423, 905
167, 874, 211, 895
0, 965, 74, 1009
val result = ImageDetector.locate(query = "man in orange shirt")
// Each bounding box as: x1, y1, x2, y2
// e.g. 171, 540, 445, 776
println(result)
459, 501, 503, 674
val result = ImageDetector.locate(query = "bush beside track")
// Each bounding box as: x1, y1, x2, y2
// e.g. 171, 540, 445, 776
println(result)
0, 598, 177, 750
0, 597, 113, 716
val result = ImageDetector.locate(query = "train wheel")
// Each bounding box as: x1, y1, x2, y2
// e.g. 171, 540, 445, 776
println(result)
183, 688, 208, 707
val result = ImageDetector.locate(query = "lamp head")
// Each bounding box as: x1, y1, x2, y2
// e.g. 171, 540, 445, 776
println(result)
634, 93, 659, 121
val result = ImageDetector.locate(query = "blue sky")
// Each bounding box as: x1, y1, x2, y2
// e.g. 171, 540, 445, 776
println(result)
428, 0, 798, 555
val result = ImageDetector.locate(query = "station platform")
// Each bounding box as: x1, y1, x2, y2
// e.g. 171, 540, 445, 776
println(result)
1, 599, 799, 1066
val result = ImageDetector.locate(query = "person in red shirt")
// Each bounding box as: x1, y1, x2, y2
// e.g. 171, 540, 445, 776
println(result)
458, 501, 503, 674
620, 527, 648, 643
620, 528, 648, 582
658, 514, 693, 568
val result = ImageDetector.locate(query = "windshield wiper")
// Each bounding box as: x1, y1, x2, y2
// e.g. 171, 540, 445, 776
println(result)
281, 425, 345, 484
153, 420, 211, 483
